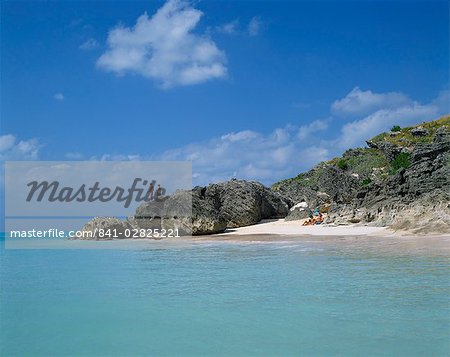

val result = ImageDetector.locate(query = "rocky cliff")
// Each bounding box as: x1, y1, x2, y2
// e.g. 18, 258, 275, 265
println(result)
272, 115, 450, 234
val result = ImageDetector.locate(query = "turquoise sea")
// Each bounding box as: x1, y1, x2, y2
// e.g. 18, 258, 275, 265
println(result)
1, 236, 449, 356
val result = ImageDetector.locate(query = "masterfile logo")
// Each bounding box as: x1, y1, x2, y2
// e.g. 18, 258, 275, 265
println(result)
4, 161, 192, 238
26, 178, 167, 208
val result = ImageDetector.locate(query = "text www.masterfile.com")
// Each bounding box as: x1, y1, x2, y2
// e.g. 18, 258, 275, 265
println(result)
8, 228, 181, 239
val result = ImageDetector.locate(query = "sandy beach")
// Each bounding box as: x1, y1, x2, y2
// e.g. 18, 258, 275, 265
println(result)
218, 219, 390, 236
189, 219, 450, 256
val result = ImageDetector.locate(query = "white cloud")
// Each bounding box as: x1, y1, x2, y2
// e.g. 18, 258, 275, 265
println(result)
335, 89, 449, 148
54, 93, 64, 101
248, 16, 261, 36
86, 153, 142, 161
97, 0, 227, 88
99, 154, 141, 161
298, 119, 329, 140
337, 104, 438, 148
0, 135, 41, 160
0, 135, 16, 152
331, 87, 412, 116
216, 20, 239, 35
431, 89, 450, 114
220, 130, 259, 142
80, 38, 99, 50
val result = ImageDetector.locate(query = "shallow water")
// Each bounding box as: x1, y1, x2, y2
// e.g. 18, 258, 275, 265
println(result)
1, 236, 449, 356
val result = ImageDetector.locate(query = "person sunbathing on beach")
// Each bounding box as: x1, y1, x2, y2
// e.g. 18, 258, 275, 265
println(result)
302, 211, 323, 226
303, 217, 316, 226
315, 213, 324, 225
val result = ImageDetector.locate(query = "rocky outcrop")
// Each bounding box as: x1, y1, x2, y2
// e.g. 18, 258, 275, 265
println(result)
160, 190, 194, 235
79, 217, 134, 240
205, 179, 290, 228
329, 123, 450, 233
411, 126, 429, 137
273, 116, 450, 234
366, 139, 403, 161
158, 187, 228, 235
134, 200, 165, 230
272, 166, 357, 208
80, 179, 290, 238
189, 187, 228, 235
285, 202, 313, 221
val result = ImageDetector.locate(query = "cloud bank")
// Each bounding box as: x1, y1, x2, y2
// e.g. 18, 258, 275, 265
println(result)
160, 126, 330, 185
336, 88, 449, 148
332, 87, 412, 116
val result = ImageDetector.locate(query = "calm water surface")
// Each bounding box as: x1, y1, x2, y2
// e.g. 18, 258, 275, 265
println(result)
1, 236, 449, 356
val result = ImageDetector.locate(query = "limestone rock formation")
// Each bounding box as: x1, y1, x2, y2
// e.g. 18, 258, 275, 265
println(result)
79, 217, 134, 240
132, 179, 289, 236
285, 202, 313, 221
205, 179, 290, 228
411, 126, 429, 137
273, 115, 450, 234
134, 200, 165, 230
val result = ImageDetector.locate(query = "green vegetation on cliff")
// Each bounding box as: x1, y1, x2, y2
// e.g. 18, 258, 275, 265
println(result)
272, 115, 450, 191
272, 145, 390, 191
272, 115, 450, 233
371, 116, 450, 146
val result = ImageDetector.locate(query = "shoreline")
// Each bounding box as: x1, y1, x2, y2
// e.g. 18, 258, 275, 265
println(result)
192, 220, 450, 256
192, 219, 450, 255
216, 219, 391, 237
4, 219, 449, 254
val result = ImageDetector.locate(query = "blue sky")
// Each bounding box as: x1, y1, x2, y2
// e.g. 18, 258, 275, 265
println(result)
1, 0, 449, 185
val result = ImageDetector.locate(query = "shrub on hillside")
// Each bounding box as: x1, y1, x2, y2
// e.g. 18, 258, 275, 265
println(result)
337, 159, 349, 170
390, 152, 411, 174
361, 177, 372, 186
